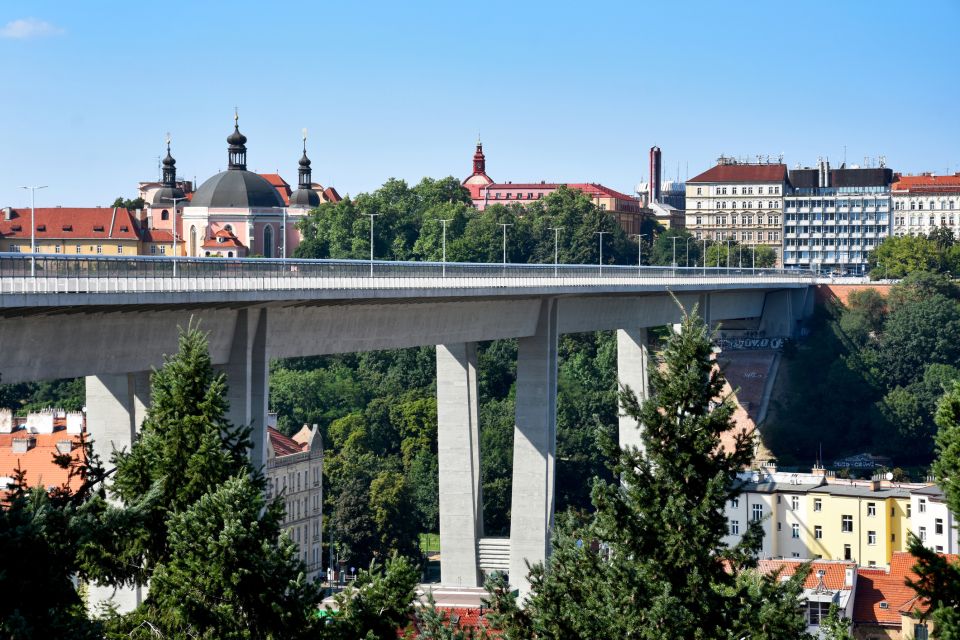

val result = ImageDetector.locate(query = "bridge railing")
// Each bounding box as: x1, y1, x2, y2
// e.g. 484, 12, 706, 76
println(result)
0, 253, 815, 293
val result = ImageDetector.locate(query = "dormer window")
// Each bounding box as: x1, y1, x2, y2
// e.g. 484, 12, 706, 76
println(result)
93, 225, 104, 232
62, 224, 72, 231
36, 224, 46, 231
120, 225, 129, 232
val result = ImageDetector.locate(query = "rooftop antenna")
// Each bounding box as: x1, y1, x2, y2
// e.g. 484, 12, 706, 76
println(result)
843, 145, 847, 166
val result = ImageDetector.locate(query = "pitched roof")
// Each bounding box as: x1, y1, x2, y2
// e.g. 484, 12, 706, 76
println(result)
322, 186, 342, 203
853, 552, 960, 626
258, 173, 292, 205
201, 228, 245, 249
893, 174, 960, 194
0, 207, 140, 241
689, 163, 787, 184
476, 182, 637, 202
0, 424, 86, 494
756, 559, 855, 590
141, 228, 174, 243
268, 426, 305, 457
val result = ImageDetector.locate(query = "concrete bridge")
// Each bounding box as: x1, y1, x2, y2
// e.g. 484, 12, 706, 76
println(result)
0, 254, 816, 593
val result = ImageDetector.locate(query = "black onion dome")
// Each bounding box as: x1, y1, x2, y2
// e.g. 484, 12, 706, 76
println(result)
190, 171, 284, 208
227, 125, 247, 147
299, 151, 311, 168
151, 185, 187, 205
289, 187, 321, 207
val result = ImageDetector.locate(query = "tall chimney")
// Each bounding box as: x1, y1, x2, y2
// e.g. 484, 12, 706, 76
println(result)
650, 146, 662, 204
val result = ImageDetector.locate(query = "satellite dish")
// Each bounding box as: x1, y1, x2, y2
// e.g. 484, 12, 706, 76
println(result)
885, 472, 894, 481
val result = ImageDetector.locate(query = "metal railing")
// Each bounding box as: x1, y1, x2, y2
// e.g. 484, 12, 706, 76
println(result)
0, 253, 816, 295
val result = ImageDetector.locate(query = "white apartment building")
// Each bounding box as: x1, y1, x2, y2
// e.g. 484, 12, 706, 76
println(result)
910, 485, 958, 554
685, 157, 787, 265
891, 173, 960, 237
783, 162, 893, 274
265, 423, 324, 581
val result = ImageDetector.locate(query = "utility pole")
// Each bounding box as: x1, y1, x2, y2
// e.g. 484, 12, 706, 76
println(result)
168, 195, 189, 276
20, 185, 48, 277
548, 226, 563, 276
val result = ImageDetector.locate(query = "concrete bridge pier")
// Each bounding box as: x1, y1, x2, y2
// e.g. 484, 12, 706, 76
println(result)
215, 307, 270, 472
616, 328, 650, 452
436, 342, 483, 587
85, 371, 151, 467
509, 299, 559, 595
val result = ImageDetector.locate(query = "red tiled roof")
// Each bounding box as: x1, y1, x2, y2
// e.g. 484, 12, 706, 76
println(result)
141, 228, 174, 243
476, 182, 637, 202
756, 559, 855, 591
201, 228, 245, 249
893, 174, 960, 193
405, 606, 495, 638
322, 186, 342, 203
268, 426, 305, 457
0, 207, 140, 240
689, 163, 787, 184
853, 552, 960, 626
0, 425, 86, 494
259, 174, 292, 205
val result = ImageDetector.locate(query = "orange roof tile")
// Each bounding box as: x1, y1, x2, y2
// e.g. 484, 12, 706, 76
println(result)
0, 207, 140, 241
853, 552, 960, 626
756, 559, 856, 591
893, 173, 960, 193
258, 173, 292, 205
268, 426, 305, 457
0, 425, 86, 494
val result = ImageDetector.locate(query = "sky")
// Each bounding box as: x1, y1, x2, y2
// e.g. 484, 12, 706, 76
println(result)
1, 0, 958, 208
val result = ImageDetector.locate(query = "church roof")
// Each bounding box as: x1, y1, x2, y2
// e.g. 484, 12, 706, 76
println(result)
190, 170, 285, 208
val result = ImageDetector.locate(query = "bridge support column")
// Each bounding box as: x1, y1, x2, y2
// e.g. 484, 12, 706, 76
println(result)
217, 308, 269, 472
617, 328, 649, 452
86, 371, 151, 465
85, 371, 150, 613
509, 299, 559, 595
436, 342, 483, 587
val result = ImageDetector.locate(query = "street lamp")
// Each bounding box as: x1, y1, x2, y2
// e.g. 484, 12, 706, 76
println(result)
498, 223, 512, 265
671, 236, 678, 268
547, 226, 563, 277
702, 238, 708, 275
685, 236, 691, 268
630, 234, 643, 276
751, 245, 756, 273
726, 237, 732, 270
439, 218, 452, 277
595, 231, 609, 276
19, 185, 47, 276
365, 213, 380, 277
168, 195, 189, 277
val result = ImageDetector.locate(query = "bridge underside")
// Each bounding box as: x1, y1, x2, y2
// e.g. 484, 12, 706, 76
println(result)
0, 285, 812, 595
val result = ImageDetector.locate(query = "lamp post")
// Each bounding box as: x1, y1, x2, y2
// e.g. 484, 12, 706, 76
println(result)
630, 233, 643, 276
366, 213, 380, 277
726, 237, 732, 270
671, 236, 678, 268
548, 226, 563, 277
19, 185, 47, 276
282, 206, 288, 261
685, 236, 691, 268
498, 223, 512, 265
168, 195, 189, 277
595, 231, 609, 276
751, 245, 756, 273
702, 238, 708, 275
439, 218, 451, 277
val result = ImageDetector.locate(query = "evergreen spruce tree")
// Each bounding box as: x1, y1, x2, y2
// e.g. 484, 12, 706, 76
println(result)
908, 380, 960, 639
484, 307, 810, 639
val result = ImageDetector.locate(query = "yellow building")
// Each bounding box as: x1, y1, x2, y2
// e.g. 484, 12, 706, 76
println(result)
806, 482, 912, 567
0, 207, 142, 256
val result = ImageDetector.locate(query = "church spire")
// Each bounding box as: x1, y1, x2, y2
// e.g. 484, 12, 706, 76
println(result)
162, 133, 177, 186
298, 128, 312, 189
472, 138, 486, 176
226, 109, 248, 170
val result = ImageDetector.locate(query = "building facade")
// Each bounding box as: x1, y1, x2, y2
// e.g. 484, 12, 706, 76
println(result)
910, 485, 958, 554
0, 206, 142, 256
684, 158, 787, 265
265, 423, 324, 581
891, 173, 960, 237
462, 140, 647, 235
783, 161, 893, 274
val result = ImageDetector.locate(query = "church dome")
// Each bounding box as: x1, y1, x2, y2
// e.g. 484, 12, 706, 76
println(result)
190, 171, 284, 208
150, 185, 187, 205
289, 187, 321, 207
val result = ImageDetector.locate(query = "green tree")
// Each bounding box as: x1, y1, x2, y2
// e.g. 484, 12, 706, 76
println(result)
820, 603, 855, 640
140, 476, 319, 639
112, 196, 146, 211
877, 293, 960, 388
908, 380, 960, 639
486, 306, 810, 639
649, 228, 698, 267
870, 234, 942, 279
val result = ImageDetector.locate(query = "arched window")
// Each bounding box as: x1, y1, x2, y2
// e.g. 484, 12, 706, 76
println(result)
189, 226, 198, 256
227, 251, 234, 258
263, 225, 274, 258
161, 209, 169, 221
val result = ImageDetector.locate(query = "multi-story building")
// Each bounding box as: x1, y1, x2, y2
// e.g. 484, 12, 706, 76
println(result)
265, 424, 324, 581
910, 485, 958, 554
757, 559, 857, 638
783, 161, 893, 274
0, 206, 142, 256
891, 173, 960, 237
462, 140, 648, 235
684, 157, 787, 265
0, 408, 87, 495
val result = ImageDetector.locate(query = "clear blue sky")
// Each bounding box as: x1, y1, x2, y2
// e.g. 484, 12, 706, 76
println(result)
1, 1, 958, 208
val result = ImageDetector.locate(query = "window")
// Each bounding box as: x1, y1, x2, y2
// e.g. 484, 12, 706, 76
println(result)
908, 503, 912, 517
868, 530, 877, 545
814, 498, 822, 512
842, 515, 853, 532
54, 245, 61, 254
919, 499, 927, 513
915, 623, 930, 640
96, 245, 103, 254
117, 245, 123, 254
807, 601, 830, 625
752, 504, 763, 522
844, 544, 852, 560
867, 502, 876, 517
791, 496, 799, 510
150, 245, 157, 254
696, 187, 702, 195
731, 497, 739, 509
815, 525, 823, 539
919, 526, 927, 541
161, 209, 169, 221
696, 201, 702, 210
75, 245, 81, 254
792, 523, 800, 539
160, 246, 166, 255
936, 545, 944, 553
729, 520, 740, 535
731, 186, 738, 195
935, 518, 944, 535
